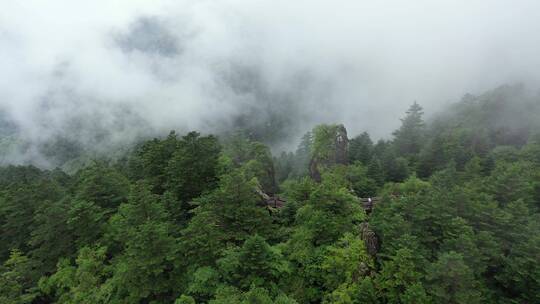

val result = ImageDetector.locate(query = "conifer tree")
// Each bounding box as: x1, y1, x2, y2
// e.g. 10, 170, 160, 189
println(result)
393, 102, 425, 156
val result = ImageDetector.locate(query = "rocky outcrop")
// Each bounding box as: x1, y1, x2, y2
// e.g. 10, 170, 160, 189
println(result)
360, 222, 379, 256
334, 124, 349, 165
309, 124, 349, 182
255, 186, 285, 209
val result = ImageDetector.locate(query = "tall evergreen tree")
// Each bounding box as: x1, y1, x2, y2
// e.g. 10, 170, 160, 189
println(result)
393, 102, 425, 156
349, 132, 373, 165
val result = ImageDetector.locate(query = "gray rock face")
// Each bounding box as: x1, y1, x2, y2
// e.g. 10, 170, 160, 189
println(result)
360, 222, 379, 256
334, 124, 349, 165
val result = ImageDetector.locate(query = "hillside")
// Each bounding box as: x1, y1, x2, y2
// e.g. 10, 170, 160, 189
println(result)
1, 85, 540, 303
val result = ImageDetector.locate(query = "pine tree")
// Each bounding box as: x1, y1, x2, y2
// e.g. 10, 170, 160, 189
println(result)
393, 102, 425, 156
0, 249, 37, 304
218, 234, 287, 290
165, 131, 221, 203
180, 170, 274, 270
426, 252, 482, 304
106, 182, 177, 302
349, 132, 373, 165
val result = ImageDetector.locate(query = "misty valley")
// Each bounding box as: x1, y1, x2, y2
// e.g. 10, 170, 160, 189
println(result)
1, 85, 540, 303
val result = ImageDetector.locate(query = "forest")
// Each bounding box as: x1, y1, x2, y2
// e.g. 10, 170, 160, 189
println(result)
1, 84, 540, 303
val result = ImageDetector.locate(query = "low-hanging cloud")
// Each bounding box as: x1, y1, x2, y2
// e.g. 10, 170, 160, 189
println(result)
1, 0, 540, 166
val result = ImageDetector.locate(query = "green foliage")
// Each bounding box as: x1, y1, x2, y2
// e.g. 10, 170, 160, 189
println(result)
165, 131, 221, 203
485, 161, 534, 206
106, 182, 177, 302
375, 248, 426, 303
39, 246, 111, 304
347, 162, 378, 197
367, 157, 385, 186
198, 169, 274, 242
0, 249, 37, 304
349, 132, 373, 165
67, 199, 106, 249
393, 102, 425, 156
0, 167, 65, 259
74, 162, 130, 210
426, 252, 482, 304
312, 124, 340, 160
28, 198, 74, 274
186, 266, 221, 301
312, 124, 348, 168
218, 235, 288, 291
175, 295, 196, 304
320, 233, 373, 291
223, 135, 278, 194
127, 131, 221, 228
127, 131, 179, 194
495, 221, 540, 303
2, 89, 540, 304
280, 177, 317, 204
180, 169, 275, 272
294, 173, 364, 246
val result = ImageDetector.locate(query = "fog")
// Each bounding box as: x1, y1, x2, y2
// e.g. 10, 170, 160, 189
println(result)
1, 0, 540, 165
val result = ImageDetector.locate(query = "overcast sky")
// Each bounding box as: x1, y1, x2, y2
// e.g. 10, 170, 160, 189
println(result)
1, 0, 540, 156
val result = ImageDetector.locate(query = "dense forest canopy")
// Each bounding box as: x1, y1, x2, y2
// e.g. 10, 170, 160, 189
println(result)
1, 85, 540, 303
